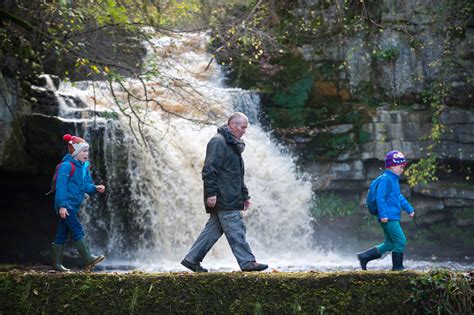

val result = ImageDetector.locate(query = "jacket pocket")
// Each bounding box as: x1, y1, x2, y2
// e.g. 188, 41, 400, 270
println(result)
219, 180, 242, 205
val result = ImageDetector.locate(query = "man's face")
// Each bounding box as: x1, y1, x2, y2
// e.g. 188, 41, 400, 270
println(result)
75, 148, 89, 162
229, 118, 248, 139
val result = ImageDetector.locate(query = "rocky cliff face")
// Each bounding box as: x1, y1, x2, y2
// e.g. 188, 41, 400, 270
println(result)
259, 0, 474, 256
298, 0, 473, 107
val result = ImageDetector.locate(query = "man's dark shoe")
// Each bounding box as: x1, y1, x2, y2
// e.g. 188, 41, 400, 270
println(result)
242, 261, 268, 272
181, 259, 208, 272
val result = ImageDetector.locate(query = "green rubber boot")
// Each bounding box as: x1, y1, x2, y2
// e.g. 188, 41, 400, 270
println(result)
73, 239, 105, 271
51, 243, 70, 272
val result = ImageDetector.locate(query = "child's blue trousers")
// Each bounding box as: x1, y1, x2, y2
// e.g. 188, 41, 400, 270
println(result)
376, 221, 407, 253
54, 210, 85, 244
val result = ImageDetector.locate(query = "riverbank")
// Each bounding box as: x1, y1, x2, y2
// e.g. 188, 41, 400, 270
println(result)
1, 269, 471, 314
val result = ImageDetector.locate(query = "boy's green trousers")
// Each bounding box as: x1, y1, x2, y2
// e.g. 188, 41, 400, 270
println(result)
376, 221, 407, 254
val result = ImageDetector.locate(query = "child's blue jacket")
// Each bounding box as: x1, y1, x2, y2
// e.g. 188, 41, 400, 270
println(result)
55, 154, 97, 213
376, 170, 414, 220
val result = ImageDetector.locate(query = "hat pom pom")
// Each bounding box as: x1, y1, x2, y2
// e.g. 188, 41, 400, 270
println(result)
63, 134, 73, 142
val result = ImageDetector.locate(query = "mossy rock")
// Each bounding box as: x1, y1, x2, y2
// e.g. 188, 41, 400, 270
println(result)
0, 270, 471, 314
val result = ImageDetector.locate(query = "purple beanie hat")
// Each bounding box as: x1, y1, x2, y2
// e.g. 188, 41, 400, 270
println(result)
385, 150, 407, 168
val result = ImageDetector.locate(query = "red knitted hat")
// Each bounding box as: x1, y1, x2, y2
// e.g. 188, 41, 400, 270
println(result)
63, 134, 89, 157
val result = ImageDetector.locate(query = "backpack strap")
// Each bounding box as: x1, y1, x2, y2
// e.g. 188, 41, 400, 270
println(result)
53, 162, 75, 180
69, 161, 76, 177
377, 173, 393, 200
45, 161, 76, 197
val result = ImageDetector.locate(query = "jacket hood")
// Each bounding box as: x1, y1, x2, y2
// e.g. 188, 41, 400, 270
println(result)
62, 153, 86, 168
384, 169, 400, 180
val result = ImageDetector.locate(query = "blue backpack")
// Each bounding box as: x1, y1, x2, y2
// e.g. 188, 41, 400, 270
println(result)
366, 174, 385, 215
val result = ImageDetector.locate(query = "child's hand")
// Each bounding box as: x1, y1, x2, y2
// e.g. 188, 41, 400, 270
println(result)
59, 207, 69, 219
380, 218, 388, 223
410, 212, 415, 217
96, 185, 106, 193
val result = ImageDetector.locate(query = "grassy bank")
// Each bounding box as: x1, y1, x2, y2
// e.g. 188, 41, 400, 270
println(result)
0, 270, 471, 314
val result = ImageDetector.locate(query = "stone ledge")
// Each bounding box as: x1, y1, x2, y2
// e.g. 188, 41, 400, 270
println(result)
413, 182, 474, 199
0, 270, 471, 314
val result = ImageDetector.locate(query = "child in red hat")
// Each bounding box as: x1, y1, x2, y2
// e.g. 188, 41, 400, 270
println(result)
51, 134, 106, 272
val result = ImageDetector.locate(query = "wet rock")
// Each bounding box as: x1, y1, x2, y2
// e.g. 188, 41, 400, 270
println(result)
37, 74, 60, 90
413, 181, 474, 199
455, 217, 474, 227
440, 108, 474, 125
327, 124, 353, 134
325, 180, 367, 191
411, 196, 444, 217
444, 198, 474, 208
306, 160, 365, 182
415, 211, 451, 226
29, 86, 59, 116
411, 104, 427, 111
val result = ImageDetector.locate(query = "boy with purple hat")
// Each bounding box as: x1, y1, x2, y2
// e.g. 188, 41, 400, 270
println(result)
357, 150, 415, 271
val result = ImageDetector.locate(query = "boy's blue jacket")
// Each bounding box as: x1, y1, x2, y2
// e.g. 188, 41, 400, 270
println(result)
55, 154, 97, 213
376, 170, 414, 221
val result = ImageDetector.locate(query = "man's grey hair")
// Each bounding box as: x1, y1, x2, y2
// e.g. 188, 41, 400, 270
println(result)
227, 112, 248, 125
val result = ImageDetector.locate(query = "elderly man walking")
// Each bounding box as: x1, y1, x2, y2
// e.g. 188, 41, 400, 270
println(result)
181, 112, 268, 272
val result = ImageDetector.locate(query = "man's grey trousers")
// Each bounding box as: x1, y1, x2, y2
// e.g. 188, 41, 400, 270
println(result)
183, 210, 256, 270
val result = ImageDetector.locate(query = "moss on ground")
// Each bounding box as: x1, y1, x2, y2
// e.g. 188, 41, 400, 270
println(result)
0, 270, 471, 314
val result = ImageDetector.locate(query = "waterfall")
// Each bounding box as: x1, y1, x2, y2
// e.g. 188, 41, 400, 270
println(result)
56, 32, 317, 271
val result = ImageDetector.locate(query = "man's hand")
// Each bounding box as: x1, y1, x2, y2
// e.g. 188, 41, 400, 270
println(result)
59, 207, 69, 219
243, 199, 252, 211
96, 185, 106, 193
207, 196, 217, 208
380, 217, 388, 223
409, 212, 415, 217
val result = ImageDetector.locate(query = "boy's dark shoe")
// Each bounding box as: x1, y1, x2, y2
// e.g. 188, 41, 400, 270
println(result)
181, 259, 208, 272
241, 261, 268, 272
392, 252, 405, 271
73, 239, 105, 271
51, 243, 70, 272
357, 247, 382, 270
